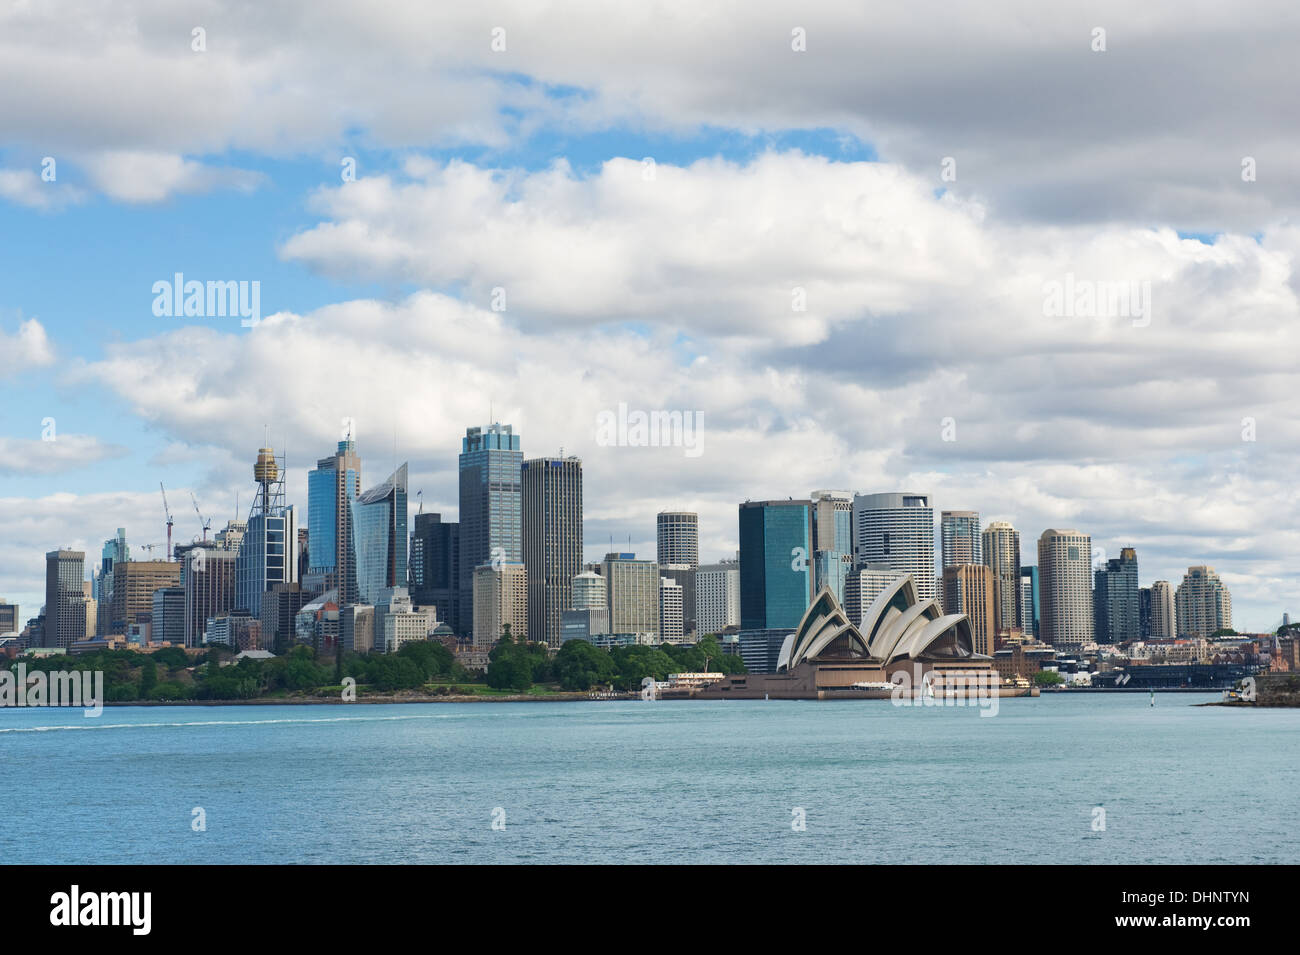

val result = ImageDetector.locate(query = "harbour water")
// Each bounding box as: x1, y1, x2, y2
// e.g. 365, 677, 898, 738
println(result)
2, 693, 1295, 864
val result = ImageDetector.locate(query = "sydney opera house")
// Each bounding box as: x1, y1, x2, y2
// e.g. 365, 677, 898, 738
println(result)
699, 574, 1030, 700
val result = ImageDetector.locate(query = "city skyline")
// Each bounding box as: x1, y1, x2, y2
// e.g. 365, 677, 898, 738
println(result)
0, 423, 1277, 639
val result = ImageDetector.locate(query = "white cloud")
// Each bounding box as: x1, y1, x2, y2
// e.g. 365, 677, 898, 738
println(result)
83, 151, 265, 202
0, 318, 56, 373
0, 434, 128, 475
2, 2, 1298, 223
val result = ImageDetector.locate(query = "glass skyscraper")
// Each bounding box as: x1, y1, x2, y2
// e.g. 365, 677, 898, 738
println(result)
458, 423, 522, 637
739, 500, 814, 631
307, 439, 361, 605
352, 463, 408, 606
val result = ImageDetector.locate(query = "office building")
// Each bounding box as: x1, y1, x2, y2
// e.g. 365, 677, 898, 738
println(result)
44, 549, 86, 648
0, 600, 18, 635
941, 510, 981, 569
571, 570, 607, 610
410, 512, 460, 633
739, 500, 814, 631
982, 521, 1021, 632
374, 587, 434, 654
1175, 566, 1232, 638
151, 587, 186, 645
844, 564, 903, 629
561, 607, 610, 643
459, 423, 523, 638
260, 582, 316, 653
351, 464, 408, 606
94, 528, 129, 631
472, 561, 528, 648
811, 490, 853, 604
1094, 547, 1139, 644
340, 604, 375, 654
659, 576, 684, 644
695, 561, 740, 635
852, 492, 936, 603
1150, 580, 1176, 640
307, 438, 362, 605
182, 531, 240, 649
111, 560, 181, 636
1019, 565, 1040, 640
1037, 529, 1094, 653
602, 553, 661, 637
521, 455, 583, 648
941, 563, 996, 656
656, 511, 699, 567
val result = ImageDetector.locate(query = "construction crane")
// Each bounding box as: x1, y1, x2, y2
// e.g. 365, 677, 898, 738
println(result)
191, 491, 211, 542
159, 483, 174, 561
138, 542, 164, 556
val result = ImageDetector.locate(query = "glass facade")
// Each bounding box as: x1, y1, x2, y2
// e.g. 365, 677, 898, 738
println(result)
458, 424, 522, 637
351, 464, 408, 606
739, 501, 813, 631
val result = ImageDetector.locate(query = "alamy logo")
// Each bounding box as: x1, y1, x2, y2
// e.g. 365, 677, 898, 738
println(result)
50, 886, 151, 935
1042, 272, 1150, 327
0, 666, 103, 717
152, 273, 261, 327
595, 402, 703, 458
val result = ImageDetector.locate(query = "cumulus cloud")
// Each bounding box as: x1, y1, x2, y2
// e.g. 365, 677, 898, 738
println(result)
83, 151, 265, 203
0, 434, 129, 476
3, 2, 1299, 224
0, 318, 56, 373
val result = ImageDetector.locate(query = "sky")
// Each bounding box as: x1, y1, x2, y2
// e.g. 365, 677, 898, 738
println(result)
2, 1, 1298, 633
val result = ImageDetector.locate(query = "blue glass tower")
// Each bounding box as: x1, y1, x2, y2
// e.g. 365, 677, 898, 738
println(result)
351, 463, 408, 606
739, 500, 814, 631
458, 423, 522, 637
307, 439, 361, 605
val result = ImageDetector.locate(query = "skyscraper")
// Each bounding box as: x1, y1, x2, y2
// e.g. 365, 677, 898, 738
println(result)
93, 528, 128, 631
695, 561, 740, 635
351, 463, 408, 606
307, 438, 361, 605
409, 512, 459, 632
1094, 547, 1139, 644
852, 492, 936, 603
844, 564, 903, 628
1019, 565, 1040, 639
459, 423, 523, 638
43, 549, 86, 648
602, 552, 661, 637
1150, 580, 1176, 639
151, 587, 186, 645
982, 521, 1021, 632
739, 499, 814, 630
656, 511, 698, 567
236, 446, 298, 619
473, 562, 528, 647
942, 563, 996, 656
112, 560, 181, 635
659, 576, 684, 644
521, 455, 583, 648
941, 510, 981, 569
1037, 529, 1093, 653
811, 490, 853, 604
1175, 566, 1232, 638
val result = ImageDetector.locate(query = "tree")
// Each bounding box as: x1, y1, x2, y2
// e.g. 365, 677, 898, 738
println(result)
554, 639, 618, 690
1034, 670, 1064, 686
139, 658, 158, 697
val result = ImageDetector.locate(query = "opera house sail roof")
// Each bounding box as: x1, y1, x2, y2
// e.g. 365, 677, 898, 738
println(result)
778, 574, 985, 673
